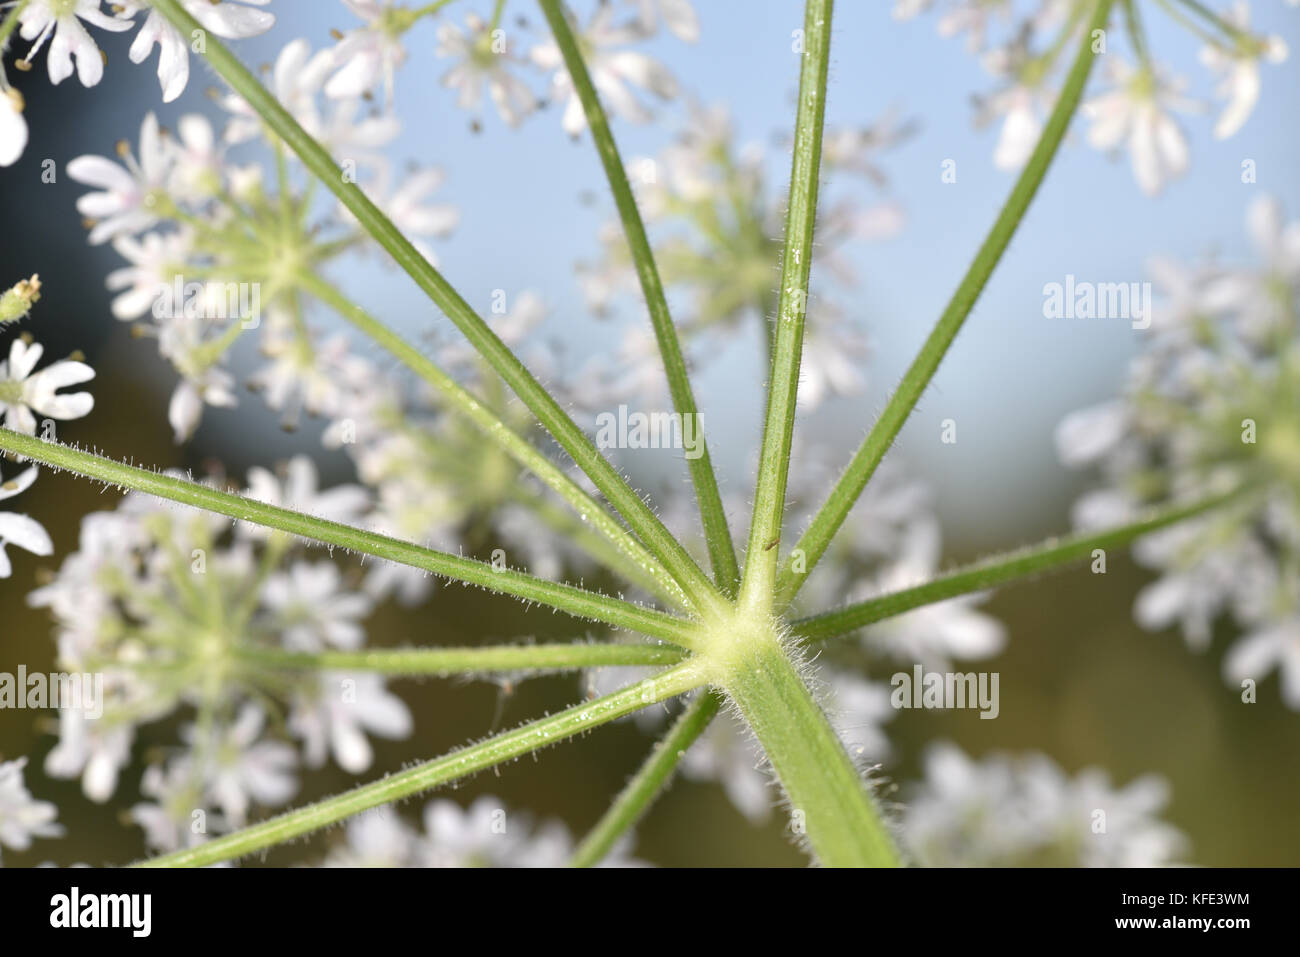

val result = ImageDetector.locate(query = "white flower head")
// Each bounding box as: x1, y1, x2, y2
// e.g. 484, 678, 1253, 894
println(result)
1197, 1, 1288, 140
1083, 58, 1198, 195
531, 4, 678, 136
0, 758, 62, 862
289, 671, 412, 774
17, 0, 131, 88
0, 462, 52, 574
435, 13, 538, 128
624, 0, 700, 43
0, 84, 29, 168
67, 111, 173, 245
0, 338, 95, 436
326, 0, 410, 103
116, 0, 275, 103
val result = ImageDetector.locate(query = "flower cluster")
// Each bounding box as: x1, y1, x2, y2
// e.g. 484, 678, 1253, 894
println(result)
900, 742, 1187, 867
0, 758, 62, 864
29, 456, 414, 852
1058, 194, 1300, 706
0, 0, 697, 168
574, 103, 912, 412
320, 795, 642, 867
895, 0, 1292, 194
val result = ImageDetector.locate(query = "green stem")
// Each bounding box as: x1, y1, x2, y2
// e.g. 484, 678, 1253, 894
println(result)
538, 0, 740, 597
134, 663, 706, 867
149, 0, 726, 618
1172, 0, 1252, 44
0, 429, 699, 648
0, 0, 32, 53
793, 487, 1245, 642
238, 642, 687, 676
739, 0, 834, 613
297, 270, 687, 610
1122, 0, 1150, 65
775, 0, 1115, 609
570, 690, 721, 867
720, 634, 899, 867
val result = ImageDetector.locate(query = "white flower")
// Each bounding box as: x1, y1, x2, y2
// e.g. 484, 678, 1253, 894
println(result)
798, 308, 868, 410
105, 229, 193, 320
116, 0, 275, 103
1198, 1, 1288, 140
155, 309, 240, 442
624, 0, 700, 43
322, 807, 419, 867
0, 339, 95, 435
168, 113, 223, 200
193, 705, 298, 827
1053, 399, 1128, 468
67, 111, 172, 245
262, 560, 373, 651
17, 0, 131, 88
531, 5, 678, 136
0, 85, 28, 168
166, 367, 237, 442
937, 0, 1011, 53
901, 743, 1186, 866
44, 706, 133, 802
0, 758, 62, 862
357, 165, 458, 266
326, 0, 408, 102
243, 455, 369, 537
435, 14, 537, 127
1083, 59, 1196, 195
985, 83, 1042, 171
858, 522, 1005, 668
130, 757, 208, 852
289, 671, 412, 773
221, 37, 333, 144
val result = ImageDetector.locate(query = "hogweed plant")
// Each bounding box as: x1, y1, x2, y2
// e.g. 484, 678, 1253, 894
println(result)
0, 0, 1294, 868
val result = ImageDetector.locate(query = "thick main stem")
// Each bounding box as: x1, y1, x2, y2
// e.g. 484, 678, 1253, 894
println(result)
716, 627, 899, 867
775, 0, 1116, 607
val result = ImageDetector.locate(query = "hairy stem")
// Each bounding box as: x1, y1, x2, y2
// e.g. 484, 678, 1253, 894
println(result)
150, 0, 726, 617
794, 487, 1247, 641
570, 691, 722, 867
134, 663, 706, 867
0, 429, 698, 648
298, 270, 687, 610
238, 642, 688, 677
740, 0, 834, 613
720, 632, 899, 867
538, 0, 740, 597
775, 0, 1115, 608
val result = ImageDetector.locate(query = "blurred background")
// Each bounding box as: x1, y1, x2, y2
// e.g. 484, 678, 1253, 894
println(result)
1, 0, 1297, 866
